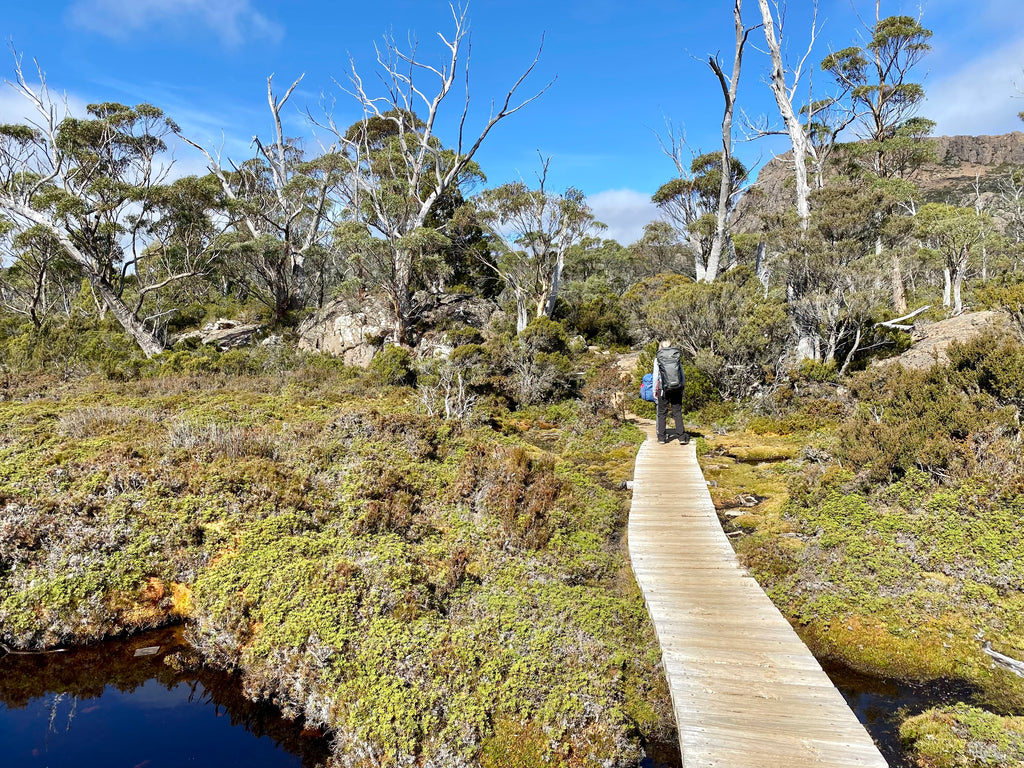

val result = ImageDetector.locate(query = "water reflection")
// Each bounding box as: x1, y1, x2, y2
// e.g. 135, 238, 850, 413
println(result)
0, 627, 331, 768
822, 659, 980, 768
1, 626, 687, 767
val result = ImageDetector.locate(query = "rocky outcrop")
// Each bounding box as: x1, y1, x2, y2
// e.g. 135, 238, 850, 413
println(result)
873, 310, 1012, 370
412, 291, 498, 331
297, 295, 392, 367
176, 319, 265, 350
297, 292, 499, 367
931, 132, 1024, 167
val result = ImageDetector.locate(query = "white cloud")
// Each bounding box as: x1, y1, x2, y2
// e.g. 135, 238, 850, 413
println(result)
925, 35, 1024, 136
67, 0, 283, 47
587, 188, 660, 246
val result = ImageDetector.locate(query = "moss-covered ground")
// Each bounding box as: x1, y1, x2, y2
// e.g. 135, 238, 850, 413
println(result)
0, 368, 675, 767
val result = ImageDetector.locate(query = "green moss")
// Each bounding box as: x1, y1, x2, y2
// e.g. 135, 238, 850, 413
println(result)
900, 704, 1024, 768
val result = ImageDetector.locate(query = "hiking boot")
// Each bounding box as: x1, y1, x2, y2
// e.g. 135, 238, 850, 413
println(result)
657, 436, 667, 444
680, 433, 689, 445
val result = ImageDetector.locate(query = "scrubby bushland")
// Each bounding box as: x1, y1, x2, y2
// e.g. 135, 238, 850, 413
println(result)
646, 267, 789, 399
0, 367, 674, 767
727, 331, 1024, 719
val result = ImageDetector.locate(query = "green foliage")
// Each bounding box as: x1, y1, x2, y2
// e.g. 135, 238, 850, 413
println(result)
747, 396, 845, 435
724, 333, 1024, 721
647, 267, 788, 399
0, 314, 145, 380
479, 719, 548, 768
0, 371, 671, 767
835, 332, 1024, 482
369, 345, 415, 387
475, 317, 577, 407
557, 280, 630, 347
900, 705, 1024, 768
796, 360, 839, 383
974, 280, 1024, 333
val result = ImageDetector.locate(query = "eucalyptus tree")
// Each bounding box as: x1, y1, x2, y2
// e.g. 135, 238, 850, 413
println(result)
628, 221, 690, 279
823, 11, 932, 179
331, 109, 488, 310
182, 75, 347, 321
822, 7, 933, 311
997, 167, 1024, 248
473, 160, 602, 332
653, 151, 748, 282
0, 224, 79, 328
316, 5, 549, 343
916, 203, 990, 316
0, 59, 221, 356
792, 182, 889, 367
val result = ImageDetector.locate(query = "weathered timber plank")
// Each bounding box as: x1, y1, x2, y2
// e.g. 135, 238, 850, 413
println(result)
628, 425, 888, 767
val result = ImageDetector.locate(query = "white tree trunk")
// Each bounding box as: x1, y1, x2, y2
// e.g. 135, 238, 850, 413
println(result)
690, 233, 708, 282
516, 292, 530, 333
755, 241, 771, 294
952, 248, 967, 315
892, 250, 907, 313
706, 0, 750, 281
942, 266, 952, 308
543, 248, 566, 317
758, 0, 813, 229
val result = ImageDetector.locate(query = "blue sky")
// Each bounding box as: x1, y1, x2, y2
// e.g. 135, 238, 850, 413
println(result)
2, 0, 1022, 243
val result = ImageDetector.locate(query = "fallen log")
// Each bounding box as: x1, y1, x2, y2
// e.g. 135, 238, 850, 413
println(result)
877, 305, 931, 331
983, 641, 1024, 678
0, 641, 70, 656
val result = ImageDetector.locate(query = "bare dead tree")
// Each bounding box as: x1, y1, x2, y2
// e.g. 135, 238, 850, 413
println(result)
754, 0, 821, 229
181, 75, 345, 320
706, 0, 759, 281
315, 4, 551, 343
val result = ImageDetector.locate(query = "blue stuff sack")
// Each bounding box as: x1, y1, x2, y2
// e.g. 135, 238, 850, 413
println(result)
640, 373, 655, 402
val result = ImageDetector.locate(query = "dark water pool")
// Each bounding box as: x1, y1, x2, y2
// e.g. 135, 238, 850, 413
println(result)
0, 627, 330, 768
822, 658, 980, 768
1, 627, 683, 768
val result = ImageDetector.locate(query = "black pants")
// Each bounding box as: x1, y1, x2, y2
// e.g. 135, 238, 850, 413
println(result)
656, 392, 685, 442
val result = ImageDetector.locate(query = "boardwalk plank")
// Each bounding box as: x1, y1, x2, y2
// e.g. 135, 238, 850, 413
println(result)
628, 426, 888, 768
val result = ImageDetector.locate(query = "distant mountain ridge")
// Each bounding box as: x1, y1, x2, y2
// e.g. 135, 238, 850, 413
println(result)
734, 131, 1024, 230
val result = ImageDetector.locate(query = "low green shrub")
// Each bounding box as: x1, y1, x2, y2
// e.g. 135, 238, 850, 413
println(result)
369, 345, 415, 387
900, 704, 1024, 768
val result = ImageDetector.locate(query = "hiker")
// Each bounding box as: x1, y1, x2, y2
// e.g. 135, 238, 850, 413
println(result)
653, 341, 687, 444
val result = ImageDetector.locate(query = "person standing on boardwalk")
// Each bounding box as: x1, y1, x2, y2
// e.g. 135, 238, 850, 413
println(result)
653, 341, 688, 444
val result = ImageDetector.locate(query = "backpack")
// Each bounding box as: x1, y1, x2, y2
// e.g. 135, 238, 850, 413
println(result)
640, 373, 655, 402
656, 347, 685, 393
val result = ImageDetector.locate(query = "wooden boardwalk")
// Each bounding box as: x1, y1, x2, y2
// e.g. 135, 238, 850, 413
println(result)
628, 426, 889, 768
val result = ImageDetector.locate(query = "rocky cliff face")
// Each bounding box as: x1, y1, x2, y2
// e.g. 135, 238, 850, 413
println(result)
734, 131, 1024, 231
